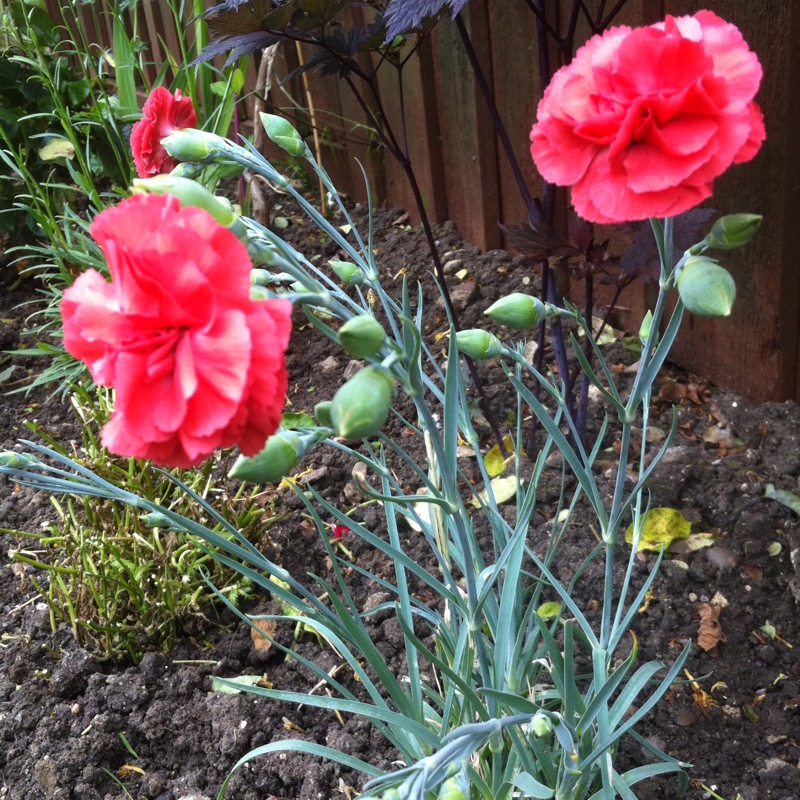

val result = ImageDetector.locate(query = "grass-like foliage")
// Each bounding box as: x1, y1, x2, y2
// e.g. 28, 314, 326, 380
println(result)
3, 383, 281, 661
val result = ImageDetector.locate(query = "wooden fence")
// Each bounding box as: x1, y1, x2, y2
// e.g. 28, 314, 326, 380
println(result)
44, 0, 800, 406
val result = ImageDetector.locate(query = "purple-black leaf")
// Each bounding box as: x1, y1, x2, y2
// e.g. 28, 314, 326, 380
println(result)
194, 32, 280, 66
384, 0, 470, 41
620, 208, 717, 283
500, 222, 581, 264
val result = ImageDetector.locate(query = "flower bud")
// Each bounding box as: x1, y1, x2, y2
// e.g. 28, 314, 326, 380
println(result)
338, 316, 386, 359
161, 129, 220, 164
638, 309, 653, 343
531, 711, 553, 738
314, 400, 333, 428
455, 329, 503, 360
141, 510, 172, 528
0, 451, 41, 468
677, 256, 736, 318
331, 367, 394, 440
250, 268, 272, 287
484, 292, 545, 330
705, 214, 762, 250
229, 428, 302, 484
132, 175, 248, 240
329, 259, 364, 285
437, 766, 469, 800
260, 113, 308, 157
380, 790, 401, 800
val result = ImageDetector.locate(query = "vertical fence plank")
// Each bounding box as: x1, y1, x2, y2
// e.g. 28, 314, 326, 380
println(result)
659, 0, 797, 402
36, 0, 800, 403
432, 2, 501, 250
374, 35, 447, 224
487, 2, 542, 233
330, 6, 386, 205
295, 42, 355, 199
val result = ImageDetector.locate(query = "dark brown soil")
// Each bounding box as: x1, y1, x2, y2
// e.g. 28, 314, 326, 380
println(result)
1, 197, 799, 800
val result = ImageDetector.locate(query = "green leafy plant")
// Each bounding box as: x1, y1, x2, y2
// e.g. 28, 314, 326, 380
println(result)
2, 383, 280, 661
1, 0, 251, 393
0, 112, 763, 796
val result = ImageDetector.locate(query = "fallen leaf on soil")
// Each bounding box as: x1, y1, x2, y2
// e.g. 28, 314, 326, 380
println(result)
484, 436, 515, 477
658, 381, 687, 404
763, 483, 800, 515
212, 675, 264, 694
701, 424, 733, 445
470, 475, 520, 508
407, 488, 432, 532
250, 618, 277, 653
697, 603, 726, 655
118, 765, 146, 778
625, 507, 692, 552
669, 532, 716, 555
742, 563, 763, 581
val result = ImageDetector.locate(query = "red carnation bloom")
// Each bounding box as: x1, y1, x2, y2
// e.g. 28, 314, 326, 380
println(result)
61, 194, 292, 468
131, 87, 198, 178
530, 11, 765, 223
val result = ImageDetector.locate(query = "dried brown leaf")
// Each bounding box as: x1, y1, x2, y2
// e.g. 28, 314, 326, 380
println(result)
251, 618, 277, 653
697, 603, 726, 655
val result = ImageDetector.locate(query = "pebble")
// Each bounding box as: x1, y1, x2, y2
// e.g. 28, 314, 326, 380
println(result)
706, 545, 738, 570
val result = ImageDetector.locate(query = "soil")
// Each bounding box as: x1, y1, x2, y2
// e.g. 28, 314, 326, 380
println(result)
1, 195, 800, 800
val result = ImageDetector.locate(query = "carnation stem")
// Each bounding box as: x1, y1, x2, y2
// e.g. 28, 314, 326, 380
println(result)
340, 70, 509, 456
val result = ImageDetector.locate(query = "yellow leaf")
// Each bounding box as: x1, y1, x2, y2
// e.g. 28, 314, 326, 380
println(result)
536, 602, 561, 621
484, 436, 515, 477
37, 138, 75, 161
625, 507, 691, 552
471, 475, 520, 508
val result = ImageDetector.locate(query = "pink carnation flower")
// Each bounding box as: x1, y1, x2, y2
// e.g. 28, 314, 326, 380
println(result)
530, 11, 765, 223
131, 87, 198, 178
61, 194, 292, 468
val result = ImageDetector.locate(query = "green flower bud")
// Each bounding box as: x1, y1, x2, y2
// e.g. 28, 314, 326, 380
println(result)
437, 766, 469, 800
229, 428, 302, 484
141, 510, 172, 528
161, 130, 221, 164
0, 450, 42, 469
250, 268, 272, 287
705, 214, 762, 250
484, 292, 545, 330
338, 316, 386, 359
638, 309, 653, 343
0, 451, 41, 468
677, 256, 736, 318
455, 329, 503, 360
260, 113, 308, 157
250, 285, 270, 301
132, 175, 243, 234
331, 367, 394, 440
531, 711, 553, 738
329, 259, 365, 285
314, 400, 333, 428
380, 790, 402, 800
